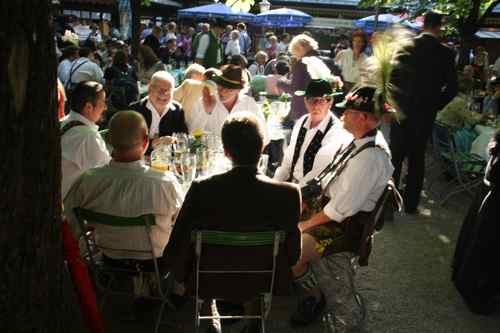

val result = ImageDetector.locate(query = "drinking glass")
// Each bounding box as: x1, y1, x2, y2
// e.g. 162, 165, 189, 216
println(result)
179, 153, 197, 185
150, 147, 172, 172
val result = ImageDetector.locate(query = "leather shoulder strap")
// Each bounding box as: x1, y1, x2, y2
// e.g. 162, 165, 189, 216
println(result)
61, 120, 86, 136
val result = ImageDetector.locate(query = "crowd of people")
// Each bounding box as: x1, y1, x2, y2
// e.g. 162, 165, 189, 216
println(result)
56, 11, 500, 333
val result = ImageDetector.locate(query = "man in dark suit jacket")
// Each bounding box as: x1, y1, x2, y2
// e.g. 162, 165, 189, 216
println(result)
165, 112, 301, 332
128, 70, 188, 153
143, 25, 162, 58
390, 12, 458, 213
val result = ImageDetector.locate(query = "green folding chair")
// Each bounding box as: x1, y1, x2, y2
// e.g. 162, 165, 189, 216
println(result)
74, 208, 174, 333
192, 230, 286, 333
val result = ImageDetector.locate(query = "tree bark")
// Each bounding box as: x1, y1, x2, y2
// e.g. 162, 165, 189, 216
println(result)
0, 1, 84, 332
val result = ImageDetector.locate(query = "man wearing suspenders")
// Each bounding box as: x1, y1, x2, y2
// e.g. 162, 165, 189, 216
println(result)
61, 81, 110, 199
274, 79, 352, 186
290, 86, 394, 330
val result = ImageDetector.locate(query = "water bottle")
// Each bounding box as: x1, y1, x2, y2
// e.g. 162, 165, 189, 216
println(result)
322, 312, 336, 333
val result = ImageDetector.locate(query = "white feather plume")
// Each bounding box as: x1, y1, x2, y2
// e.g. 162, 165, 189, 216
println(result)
302, 56, 332, 80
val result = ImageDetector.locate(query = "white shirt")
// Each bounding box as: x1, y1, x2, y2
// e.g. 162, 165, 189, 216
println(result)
196, 33, 222, 64
67, 57, 104, 85
249, 63, 266, 76
64, 160, 184, 260
335, 49, 367, 84
61, 111, 111, 199
73, 24, 92, 41
225, 39, 241, 57
323, 131, 394, 222
278, 42, 289, 54
58, 59, 73, 86
146, 99, 169, 139
188, 94, 267, 141
274, 112, 352, 186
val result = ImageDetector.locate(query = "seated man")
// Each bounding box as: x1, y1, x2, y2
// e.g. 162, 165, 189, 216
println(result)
61, 80, 111, 199
290, 86, 394, 330
129, 71, 188, 151
188, 65, 267, 141
274, 79, 352, 187
64, 111, 184, 264
165, 113, 301, 332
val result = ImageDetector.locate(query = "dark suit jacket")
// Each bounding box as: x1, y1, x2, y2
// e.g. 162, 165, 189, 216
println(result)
165, 166, 301, 301
391, 33, 458, 126
129, 96, 188, 134
143, 34, 161, 58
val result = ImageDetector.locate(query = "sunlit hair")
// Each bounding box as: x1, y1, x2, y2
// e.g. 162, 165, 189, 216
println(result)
289, 34, 318, 56
184, 63, 206, 79
150, 71, 175, 88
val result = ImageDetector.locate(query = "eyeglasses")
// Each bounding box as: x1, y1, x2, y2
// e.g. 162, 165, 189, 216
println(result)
305, 96, 332, 104
151, 85, 172, 95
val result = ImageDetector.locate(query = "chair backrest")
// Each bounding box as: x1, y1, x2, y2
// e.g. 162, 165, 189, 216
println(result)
74, 208, 157, 268
357, 179, 401, 266
192, 230, 285, 301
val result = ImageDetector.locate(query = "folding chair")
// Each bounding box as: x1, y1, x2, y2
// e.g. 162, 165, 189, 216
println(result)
74, 208, 174, 333
192, 230, 285, 333
429, 121, 486, 205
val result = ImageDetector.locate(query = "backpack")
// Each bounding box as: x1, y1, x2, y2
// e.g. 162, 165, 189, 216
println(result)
108, 66, 138, 110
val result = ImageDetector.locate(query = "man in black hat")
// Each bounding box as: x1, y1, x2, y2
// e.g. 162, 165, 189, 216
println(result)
188, 64, 266, 139
390, 11, 458, 214
290, 86, 394, 331
274, 79, 351, 186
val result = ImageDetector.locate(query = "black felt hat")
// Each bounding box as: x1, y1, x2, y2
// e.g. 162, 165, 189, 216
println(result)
295, 79, 342, 98
336, 86, 398, 117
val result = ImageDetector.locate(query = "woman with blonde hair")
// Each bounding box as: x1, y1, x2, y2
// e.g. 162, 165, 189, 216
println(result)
137, 44, 167, 84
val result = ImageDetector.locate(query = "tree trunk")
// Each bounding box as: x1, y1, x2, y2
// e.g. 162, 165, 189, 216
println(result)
0, 1, 84, 332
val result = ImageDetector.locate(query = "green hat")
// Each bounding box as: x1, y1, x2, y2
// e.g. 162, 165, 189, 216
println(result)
295, 79, 342, 98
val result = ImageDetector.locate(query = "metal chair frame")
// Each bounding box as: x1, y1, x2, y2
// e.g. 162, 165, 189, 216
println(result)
192, 230, 285, 333
74, 208, 174, 333
428, 121, 486, 205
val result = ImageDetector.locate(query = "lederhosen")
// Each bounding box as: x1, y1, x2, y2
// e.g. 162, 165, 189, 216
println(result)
287, 115, 334, 183
305, 130, 388, 258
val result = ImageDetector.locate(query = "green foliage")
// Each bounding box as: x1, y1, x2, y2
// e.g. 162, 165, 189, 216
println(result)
141, 0, 151, 5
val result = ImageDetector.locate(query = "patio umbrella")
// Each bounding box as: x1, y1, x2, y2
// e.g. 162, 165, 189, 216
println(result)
355, 13, 407, 33
178, 3, 255, 22
253, 7, 312, 28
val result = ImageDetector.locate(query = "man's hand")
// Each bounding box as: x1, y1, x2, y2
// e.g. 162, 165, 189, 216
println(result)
202, 86, 216, 115
298, 220, 310, 233
152, 135, 175, 148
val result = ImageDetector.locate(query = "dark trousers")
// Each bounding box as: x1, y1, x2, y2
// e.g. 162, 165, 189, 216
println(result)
390, 118, 434, 212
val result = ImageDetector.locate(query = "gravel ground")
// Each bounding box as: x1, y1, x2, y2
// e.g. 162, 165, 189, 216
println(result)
104, 176, 500, 333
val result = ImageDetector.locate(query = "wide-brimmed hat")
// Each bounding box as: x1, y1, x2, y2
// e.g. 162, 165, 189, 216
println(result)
336, 86, 397, 117
295, 79, 342, 98
212, 65, 246, 89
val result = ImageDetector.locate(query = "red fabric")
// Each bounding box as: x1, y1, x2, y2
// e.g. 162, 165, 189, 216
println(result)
62, 220, 105, 333
57, 80, 66, 120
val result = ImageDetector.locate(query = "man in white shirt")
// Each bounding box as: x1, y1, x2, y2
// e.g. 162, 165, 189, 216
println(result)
57, 45, 79, 86
65, 47, 104, 92
64, 110, 183, 261
195, 20, 225, 69
61, 81, 111, 199
290, 86, 394, 329
274, 79, 352, 186
189, 65, 267, 140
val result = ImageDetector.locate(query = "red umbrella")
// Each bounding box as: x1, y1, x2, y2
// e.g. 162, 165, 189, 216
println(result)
62, 219, 105, 333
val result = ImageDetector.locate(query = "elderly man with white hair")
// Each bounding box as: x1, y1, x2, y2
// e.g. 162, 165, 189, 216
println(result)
129, 71, 188, 151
